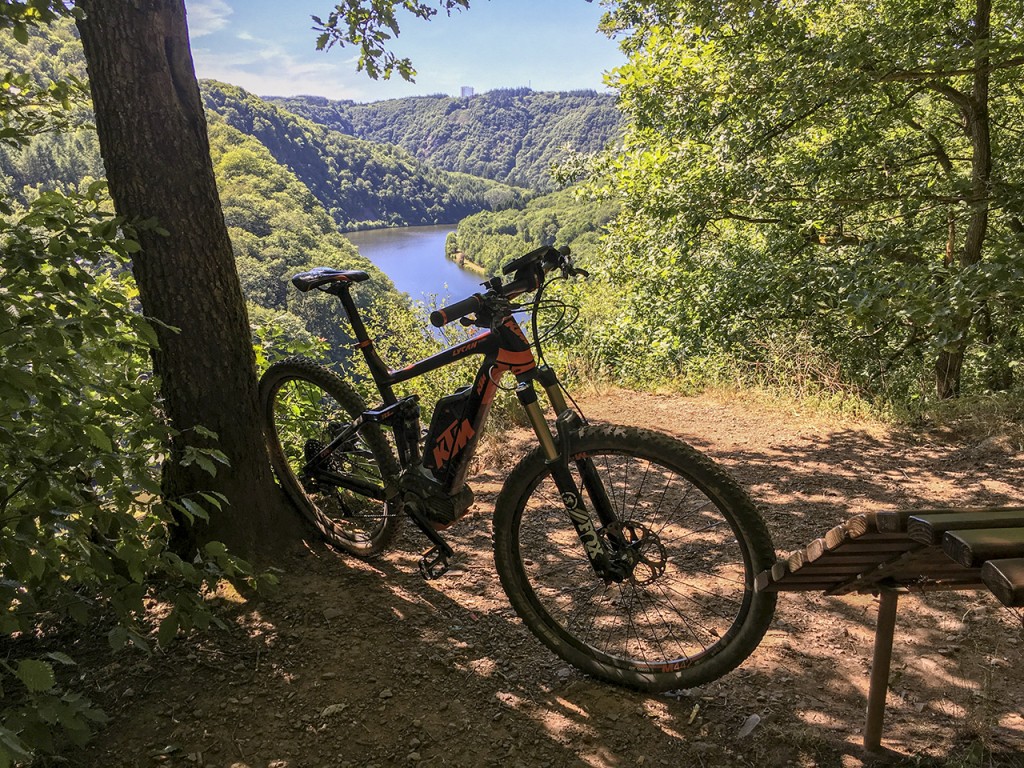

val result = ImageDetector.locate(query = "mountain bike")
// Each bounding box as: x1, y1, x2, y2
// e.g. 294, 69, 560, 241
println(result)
258, 245, 777, 692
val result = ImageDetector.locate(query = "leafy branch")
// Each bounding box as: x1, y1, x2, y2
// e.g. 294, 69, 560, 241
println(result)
312, 0, 470, 80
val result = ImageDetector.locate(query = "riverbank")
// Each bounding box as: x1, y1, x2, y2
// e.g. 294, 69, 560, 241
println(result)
448, 249, 487, 275
344, 225, 482, 302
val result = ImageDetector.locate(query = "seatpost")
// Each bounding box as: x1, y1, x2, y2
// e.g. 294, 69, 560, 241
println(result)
329, 284, 396, 404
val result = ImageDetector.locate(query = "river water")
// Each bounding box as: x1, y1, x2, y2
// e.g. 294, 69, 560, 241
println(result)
345, 224, 485, 307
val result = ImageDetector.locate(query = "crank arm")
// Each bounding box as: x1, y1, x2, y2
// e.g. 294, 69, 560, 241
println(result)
404, 504, 454, 579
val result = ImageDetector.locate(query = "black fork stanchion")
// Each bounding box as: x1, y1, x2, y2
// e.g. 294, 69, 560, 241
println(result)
516, 381, 619, 581
536, 365, 621, 535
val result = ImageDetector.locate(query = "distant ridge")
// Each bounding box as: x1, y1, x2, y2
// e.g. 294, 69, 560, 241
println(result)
202, 81, 528, 232
267, 88, 622, 192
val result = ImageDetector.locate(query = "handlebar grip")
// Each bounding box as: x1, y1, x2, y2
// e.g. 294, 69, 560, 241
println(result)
430, 293, 483, 327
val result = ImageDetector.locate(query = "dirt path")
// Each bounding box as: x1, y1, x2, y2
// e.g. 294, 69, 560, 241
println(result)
76, 390, 1024, 767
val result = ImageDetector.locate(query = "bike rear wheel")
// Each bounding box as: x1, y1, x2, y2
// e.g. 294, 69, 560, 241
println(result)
259, 356, 400, 557
493, 424, 776, 692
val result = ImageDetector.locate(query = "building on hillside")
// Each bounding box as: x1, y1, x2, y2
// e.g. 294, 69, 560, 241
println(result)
460, 86, 474, 98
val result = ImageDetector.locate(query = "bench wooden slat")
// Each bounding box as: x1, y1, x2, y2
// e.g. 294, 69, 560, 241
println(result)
755, 571, 841, 592
809, 542, 917, 556
758, 581, 843, 592
837, 513, 873, 539
980, 558, 1024, 607
794, 564, 893, 576
942, 527, 1024, 568
825, 545, 980, 595
786, 548, 900, 572
873, 509, 916, 534
787, 543, 914, 575
907, 508, 1024, 544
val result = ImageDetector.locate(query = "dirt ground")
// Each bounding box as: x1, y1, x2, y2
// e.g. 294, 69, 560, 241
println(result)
72, 390, 1024, 768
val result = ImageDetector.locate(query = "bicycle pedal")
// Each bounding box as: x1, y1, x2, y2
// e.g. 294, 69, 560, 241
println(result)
419, 546, 450, 579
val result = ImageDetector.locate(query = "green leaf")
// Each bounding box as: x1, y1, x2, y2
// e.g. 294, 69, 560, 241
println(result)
16, 659, 55, 692
179, 497, 209, 522
204, 540, 228, 558
0, 724, 32, 764
12, 24, 28, 44
107, 626, 128, 652
199, 492, 224, 510
157, 610, 179, 649
192, 424, 218, 439
84, 424, 112, 452
193, 453, 216, 476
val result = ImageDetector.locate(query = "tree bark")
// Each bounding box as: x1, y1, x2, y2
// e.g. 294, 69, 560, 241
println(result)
934, 0, 992, 400
76, 0, 295, 557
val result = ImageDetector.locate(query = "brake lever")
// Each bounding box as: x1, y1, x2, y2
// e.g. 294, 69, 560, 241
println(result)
560, 262, 589, 279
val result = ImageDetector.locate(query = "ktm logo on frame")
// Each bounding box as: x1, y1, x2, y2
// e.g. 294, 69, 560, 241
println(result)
431, 418, 475, 467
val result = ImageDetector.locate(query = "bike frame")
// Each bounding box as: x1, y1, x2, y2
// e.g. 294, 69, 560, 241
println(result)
308, 279, 628, 581
342, 279, 560, 485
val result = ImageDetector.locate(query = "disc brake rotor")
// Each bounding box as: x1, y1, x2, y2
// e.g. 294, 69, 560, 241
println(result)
618, 521, 668, 585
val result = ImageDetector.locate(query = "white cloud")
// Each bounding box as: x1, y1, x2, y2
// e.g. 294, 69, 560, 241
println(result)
193, 39, 366, 100
191, 23, 450, 101
187, 0, 233, 38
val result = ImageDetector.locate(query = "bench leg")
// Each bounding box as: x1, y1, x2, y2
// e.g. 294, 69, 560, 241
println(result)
864, 590, 899, 753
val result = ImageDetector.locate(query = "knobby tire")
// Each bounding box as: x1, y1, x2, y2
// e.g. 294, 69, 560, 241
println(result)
259, 356, 400, 557
493, 424, 776, 692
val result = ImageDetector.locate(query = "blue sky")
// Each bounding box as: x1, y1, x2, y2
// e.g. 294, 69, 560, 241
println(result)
186, 0, 625, 103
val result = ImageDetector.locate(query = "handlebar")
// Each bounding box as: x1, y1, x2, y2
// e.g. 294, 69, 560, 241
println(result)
429, 293, 484, 328
429, 245, 586, 328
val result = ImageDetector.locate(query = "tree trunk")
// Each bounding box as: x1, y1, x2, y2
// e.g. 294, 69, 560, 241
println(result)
933, 0, 992, 400
76, 0, 296, 557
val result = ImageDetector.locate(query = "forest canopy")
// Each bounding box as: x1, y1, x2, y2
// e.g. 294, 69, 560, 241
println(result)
270, 88, 623, 192
581, 0, 1024, 402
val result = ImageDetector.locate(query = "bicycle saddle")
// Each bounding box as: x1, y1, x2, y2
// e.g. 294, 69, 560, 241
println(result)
291, 268, 370, 292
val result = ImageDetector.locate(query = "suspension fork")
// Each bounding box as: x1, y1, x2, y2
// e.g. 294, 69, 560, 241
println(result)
516, 375, 626, 582
533, 366, 619, 530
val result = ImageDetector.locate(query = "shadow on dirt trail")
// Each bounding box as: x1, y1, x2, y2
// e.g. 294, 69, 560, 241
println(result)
75, 391, 1023, 767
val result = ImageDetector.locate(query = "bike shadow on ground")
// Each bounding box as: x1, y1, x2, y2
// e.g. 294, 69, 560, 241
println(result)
569, 394, 1024, 765
76, 396, 1023, 767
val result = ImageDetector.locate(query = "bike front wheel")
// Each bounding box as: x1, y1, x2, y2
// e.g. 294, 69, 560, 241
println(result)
259, 356, 400, 557
493, 424, 776, 692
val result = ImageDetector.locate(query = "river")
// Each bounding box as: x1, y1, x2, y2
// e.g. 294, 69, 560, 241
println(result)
345, 224, 485, 307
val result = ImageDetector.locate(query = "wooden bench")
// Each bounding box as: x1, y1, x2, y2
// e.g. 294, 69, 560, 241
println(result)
755, 506, 1024, 754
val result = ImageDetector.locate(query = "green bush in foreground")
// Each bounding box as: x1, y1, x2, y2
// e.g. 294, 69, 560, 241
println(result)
0, 186, 266, 765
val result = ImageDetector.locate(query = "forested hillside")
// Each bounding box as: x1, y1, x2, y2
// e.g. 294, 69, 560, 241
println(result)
206, 116, 401, 357
269, 89, 622, 191
447, 186, 617, 275
0, 22, 417, 363
202, 82, 527, 232
0, 25, 525, 234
